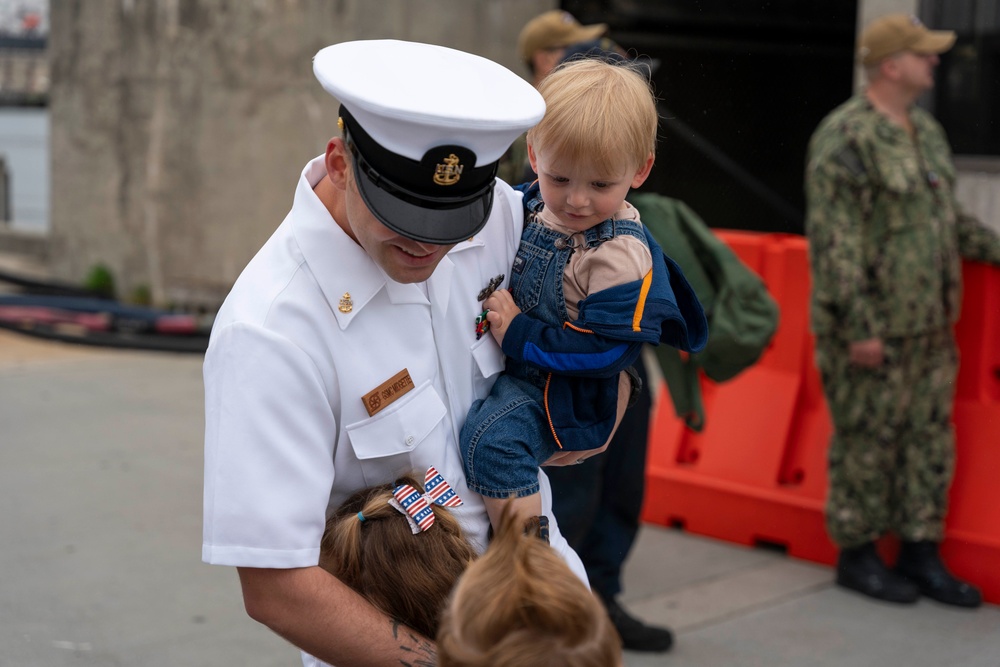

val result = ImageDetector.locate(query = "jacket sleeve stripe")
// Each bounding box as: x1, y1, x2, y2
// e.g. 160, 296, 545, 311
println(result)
632, 268, 653, 332
524, 342, 630, 372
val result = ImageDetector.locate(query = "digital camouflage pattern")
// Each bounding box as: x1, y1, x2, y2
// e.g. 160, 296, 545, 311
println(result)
805, 95, 1000, 547
805, 96, 1000, 341
816, 329, 956, 546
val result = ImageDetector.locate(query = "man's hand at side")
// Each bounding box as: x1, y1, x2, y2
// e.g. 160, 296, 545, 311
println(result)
849, 337, 885, 368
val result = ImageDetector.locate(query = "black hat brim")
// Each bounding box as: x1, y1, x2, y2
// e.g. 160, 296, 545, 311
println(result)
345, 135, 495, 245
352, 162, 494, 245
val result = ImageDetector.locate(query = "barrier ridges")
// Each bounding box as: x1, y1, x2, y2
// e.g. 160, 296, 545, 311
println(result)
643, 230, 1000, 604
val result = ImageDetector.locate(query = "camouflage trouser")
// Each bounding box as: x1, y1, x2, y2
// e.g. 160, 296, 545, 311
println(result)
815, 328, 957, 548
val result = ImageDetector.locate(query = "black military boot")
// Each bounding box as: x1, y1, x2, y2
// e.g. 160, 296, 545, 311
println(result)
602, 596, 674, 653
836, 541, 920, 603
895, 540, 982, 608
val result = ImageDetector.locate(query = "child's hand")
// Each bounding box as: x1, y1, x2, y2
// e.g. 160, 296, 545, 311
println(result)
483, 288, 521, 347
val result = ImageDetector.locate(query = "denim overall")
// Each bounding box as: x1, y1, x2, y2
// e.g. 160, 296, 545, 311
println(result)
460, 194, 647, 499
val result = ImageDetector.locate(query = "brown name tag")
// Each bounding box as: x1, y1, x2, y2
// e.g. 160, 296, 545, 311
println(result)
362, 369, 415, 417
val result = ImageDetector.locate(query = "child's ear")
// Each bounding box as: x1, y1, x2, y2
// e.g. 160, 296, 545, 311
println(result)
527, 141, 539, 174
630, 153, 655, 188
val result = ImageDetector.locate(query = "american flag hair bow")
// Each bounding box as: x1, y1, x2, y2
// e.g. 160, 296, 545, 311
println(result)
390, 467, 464, 533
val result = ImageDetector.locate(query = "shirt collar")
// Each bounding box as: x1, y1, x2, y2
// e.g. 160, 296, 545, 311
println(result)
290, 156, 477, 329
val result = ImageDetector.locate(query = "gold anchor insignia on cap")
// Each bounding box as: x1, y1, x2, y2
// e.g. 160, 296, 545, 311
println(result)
338, 292, 353, 313
433, 154, 464, 186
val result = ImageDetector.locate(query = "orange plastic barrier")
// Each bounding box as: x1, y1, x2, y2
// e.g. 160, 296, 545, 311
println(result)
954, 262, 1000, 403
945, 261, 1000, 605
644, 232, 836, 563
643, 232, 1000, 604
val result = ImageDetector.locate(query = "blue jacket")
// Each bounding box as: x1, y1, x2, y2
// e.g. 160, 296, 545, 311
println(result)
504, 183, 708, 450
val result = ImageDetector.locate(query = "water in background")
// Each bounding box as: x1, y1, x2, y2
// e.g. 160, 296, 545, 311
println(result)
0, 106, 49, 231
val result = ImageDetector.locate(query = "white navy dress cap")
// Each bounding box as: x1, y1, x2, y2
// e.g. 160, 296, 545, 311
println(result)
313, 39, 545, 244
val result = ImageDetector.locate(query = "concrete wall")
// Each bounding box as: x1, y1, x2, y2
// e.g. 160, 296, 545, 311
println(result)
48, 0, 554, 307
45, 0, 999, 308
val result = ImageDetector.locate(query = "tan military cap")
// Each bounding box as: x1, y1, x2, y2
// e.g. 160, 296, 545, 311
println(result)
518, 10, 607, 63
859, 14, 956, 65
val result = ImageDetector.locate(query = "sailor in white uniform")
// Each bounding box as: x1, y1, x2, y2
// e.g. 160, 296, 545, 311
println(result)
202, 39, 617, 667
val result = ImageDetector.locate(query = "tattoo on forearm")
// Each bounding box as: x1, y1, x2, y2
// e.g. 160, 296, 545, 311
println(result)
398, 630, 436, 667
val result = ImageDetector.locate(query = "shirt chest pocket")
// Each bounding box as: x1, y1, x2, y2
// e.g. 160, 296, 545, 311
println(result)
470, 335, 505, 398
874, 150, 928, 235
345, 380, 447, 487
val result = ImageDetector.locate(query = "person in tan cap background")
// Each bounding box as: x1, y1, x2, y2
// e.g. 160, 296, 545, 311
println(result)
517, 9, 608, 86
499, 11, 612, 185
500, 12, 643, 185
803, 13, 1000, 609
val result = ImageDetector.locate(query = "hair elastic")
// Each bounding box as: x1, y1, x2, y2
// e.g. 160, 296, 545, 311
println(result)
357, 511, 366, 523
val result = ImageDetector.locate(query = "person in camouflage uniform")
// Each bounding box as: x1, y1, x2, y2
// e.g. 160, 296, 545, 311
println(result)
805, 13, 1000, 608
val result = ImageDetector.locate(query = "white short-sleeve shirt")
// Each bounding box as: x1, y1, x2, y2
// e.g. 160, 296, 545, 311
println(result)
203, 157, 585, 666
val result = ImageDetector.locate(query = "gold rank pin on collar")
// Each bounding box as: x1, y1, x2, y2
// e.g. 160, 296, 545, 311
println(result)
338, 292, 353, 313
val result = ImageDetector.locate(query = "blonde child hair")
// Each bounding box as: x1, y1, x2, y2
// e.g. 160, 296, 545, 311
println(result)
319, 475, 477, 639
526, 57, 658, 176
437, 506, 622, 667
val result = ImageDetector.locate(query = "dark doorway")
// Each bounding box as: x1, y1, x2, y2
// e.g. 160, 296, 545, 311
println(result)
563, 0, 858, 234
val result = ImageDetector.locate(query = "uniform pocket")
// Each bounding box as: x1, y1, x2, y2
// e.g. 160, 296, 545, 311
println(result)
470, 335, 505, 399
874, 151, 924, 234
345, 380, 447, 486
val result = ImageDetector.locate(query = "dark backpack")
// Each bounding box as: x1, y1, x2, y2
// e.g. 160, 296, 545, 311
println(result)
632, 193, 780, 431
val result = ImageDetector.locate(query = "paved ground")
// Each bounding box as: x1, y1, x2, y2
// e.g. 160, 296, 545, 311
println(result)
1, 329, 997, 667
